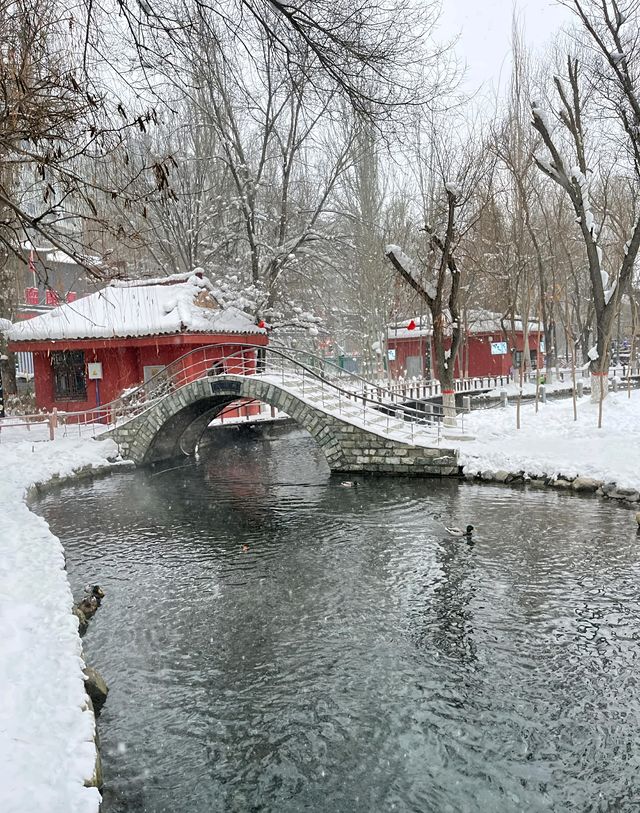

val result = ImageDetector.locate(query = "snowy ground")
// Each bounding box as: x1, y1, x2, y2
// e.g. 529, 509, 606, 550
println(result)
453, 389, 640, 491
0, 428, 118, 813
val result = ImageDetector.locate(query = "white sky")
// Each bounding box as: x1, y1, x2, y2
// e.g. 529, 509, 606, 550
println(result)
438, 0, 575, 93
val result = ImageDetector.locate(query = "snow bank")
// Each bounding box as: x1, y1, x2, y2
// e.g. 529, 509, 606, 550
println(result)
453, 390, 640, 490
0, 434, 119, 813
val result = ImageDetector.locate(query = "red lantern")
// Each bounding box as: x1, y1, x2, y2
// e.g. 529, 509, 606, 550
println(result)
257, 319, 266, 329
407, 319, 416, 330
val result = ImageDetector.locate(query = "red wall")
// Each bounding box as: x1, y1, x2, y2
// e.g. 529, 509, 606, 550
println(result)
387, 331, 542, 380
22, 335, 266, 417
33, 346, 144, 411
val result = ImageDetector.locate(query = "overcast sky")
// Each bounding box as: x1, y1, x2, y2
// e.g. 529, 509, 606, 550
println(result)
438, 0, 574, 93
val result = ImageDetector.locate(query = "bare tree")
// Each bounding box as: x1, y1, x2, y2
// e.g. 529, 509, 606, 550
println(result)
386, 122, 495, 426
532, 0, 640, 401
93, 0, 445, 119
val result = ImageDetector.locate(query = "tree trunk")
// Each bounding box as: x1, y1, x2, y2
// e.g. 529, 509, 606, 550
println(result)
433, 318, 457, 427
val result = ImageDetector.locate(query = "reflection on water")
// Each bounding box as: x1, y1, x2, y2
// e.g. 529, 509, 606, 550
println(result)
37, 428, 640, 812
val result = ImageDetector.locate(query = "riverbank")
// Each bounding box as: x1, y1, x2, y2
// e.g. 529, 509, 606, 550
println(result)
453, 388, 640, 493
0, 431, 120, 813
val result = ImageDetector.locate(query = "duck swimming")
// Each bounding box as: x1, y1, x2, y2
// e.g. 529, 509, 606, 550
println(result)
77, 585, 105, 618
444, 524, 474, 538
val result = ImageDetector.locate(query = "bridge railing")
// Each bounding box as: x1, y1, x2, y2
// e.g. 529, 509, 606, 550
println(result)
256, 347, 460, 440
4, 343, 470, 440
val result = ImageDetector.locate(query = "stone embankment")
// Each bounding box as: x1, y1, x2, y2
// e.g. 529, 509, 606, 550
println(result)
463, 467, 640, 514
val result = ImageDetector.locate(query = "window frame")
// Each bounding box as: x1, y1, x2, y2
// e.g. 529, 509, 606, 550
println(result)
51, 350, 87, 402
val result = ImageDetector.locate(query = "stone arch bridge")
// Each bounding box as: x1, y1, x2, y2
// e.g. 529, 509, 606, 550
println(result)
105, 367, 459, 477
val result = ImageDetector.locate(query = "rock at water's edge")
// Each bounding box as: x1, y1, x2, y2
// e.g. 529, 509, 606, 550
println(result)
72, 606, 88, 636
610, 489, 640, 502
84, 666, 109, 714
551, 478, 573, 489
572, 477, 602, 492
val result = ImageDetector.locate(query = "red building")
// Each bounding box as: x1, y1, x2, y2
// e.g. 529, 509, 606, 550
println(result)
386, 310, 543, 380
7, 272, 267, 415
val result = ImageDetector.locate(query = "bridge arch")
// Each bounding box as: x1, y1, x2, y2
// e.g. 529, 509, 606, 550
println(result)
135, 376, 348, 467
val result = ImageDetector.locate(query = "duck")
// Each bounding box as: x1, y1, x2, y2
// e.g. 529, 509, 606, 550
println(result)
444, 524, 474, 538
76, 585, 105, 618
340, 481, 357, 488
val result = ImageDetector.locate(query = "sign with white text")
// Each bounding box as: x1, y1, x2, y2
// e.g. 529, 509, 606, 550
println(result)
490, 342, 508, 356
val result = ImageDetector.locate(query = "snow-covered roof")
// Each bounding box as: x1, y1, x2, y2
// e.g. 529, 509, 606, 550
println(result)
388, 309, 542, 339
8, 272, 266, 343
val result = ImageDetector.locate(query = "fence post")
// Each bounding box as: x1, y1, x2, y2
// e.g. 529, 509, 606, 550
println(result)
612, 377, 618, 392
48, 408, 58, 441
576, 380, 584, 399
539, 385, 546, 403
463, 395, 471, 413
500, 390, 508, 408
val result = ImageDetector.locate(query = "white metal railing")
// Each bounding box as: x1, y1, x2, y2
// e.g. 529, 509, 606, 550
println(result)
0, 344, 473, 444
4, 349, 638, 445
378, 364, 640, 403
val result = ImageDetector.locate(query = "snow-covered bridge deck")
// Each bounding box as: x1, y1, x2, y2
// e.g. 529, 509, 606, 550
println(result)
104, 347, 464, 474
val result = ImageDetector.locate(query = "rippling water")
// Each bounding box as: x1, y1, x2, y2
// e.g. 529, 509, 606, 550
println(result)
37, 427, 640, 812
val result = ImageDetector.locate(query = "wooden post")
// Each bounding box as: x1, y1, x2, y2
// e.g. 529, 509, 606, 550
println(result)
48, 408, 58, 441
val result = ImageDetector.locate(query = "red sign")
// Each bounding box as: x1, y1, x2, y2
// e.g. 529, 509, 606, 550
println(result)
67, 291, 77, 303
25, 287, 39, 305
45, 290, 60, 306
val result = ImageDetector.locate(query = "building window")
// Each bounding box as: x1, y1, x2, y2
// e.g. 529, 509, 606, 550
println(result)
52, 351, 87, 400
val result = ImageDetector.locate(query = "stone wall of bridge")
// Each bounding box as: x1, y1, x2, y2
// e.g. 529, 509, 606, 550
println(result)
105, 376, 458, 477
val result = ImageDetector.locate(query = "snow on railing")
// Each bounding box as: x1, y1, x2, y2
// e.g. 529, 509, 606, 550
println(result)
1, 344, 470, 443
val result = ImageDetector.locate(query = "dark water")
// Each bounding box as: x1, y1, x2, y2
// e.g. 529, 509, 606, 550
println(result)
37, 428, 640, 812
